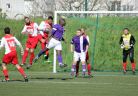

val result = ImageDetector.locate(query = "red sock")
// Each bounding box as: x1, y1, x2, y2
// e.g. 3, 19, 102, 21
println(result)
87, 63, 91, 75
46, 50, 49, 56
18, 67, 27, 78
131, 63, 136, 71
76, 63, 79, 75
3, 69, 9, 80
22, 50, 29, 64
30, 52, 34, 65
123, 62, 127, 71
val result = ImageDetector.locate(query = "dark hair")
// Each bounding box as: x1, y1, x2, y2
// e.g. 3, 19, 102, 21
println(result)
48, 16, 53, 20
77, 29, 81, 31
24, 16, 29, 20
123, 28, 129, 31
4, 27, 10, 34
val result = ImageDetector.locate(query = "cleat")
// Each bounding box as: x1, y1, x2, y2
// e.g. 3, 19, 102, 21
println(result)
132, 71, 136, 75
82, 72, 86, 78
44, 55, 49, 60
71, 72, 75, 77
24, 77, 28, 82
2, 78, 10, 82
123, 70, 127, 75
75, 73, 79, 77
20, 63, 24, 66
26, 64, 32, 69
59, 64, 67, 68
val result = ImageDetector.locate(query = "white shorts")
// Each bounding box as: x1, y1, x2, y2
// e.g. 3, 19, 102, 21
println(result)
47, 38, 62, 50
73, 51, 86, 62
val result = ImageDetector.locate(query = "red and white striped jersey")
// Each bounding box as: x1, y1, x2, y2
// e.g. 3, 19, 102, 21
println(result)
38, 21, 52, 36
0, 34, 21, 54
21, 22, 38, 37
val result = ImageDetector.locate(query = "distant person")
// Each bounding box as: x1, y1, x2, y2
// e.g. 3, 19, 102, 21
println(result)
0, 27, 28, 82
119, 28, 136, 75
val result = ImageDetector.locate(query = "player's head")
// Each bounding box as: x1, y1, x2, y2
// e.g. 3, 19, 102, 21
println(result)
76, 29, 82, 36
24, 16, 30, 25
47, 16, 53, 25
59, 18, 66, 26
4, 27, 10, 34
81, 28, 86, 35
123, 28, 129, 35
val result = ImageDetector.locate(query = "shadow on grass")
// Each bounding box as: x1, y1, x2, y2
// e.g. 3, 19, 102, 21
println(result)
30, 77, 73, 81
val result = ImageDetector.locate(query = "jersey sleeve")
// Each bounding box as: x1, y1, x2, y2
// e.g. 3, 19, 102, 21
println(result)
130, 35, 136, 45
14, 37, 21, 46
0, 38, 5, 49
32, 23, 38, 36
51, 24, 58, 35
84, 37, 89, 45
38, 21, 45, 36
119, 36, 123, 45
71, 37, 74, 44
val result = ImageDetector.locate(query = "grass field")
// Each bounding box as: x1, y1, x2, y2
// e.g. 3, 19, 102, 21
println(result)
0, 71, 138, 96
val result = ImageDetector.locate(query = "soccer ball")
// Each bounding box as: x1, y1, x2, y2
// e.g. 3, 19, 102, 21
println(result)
73, 2, 80, 8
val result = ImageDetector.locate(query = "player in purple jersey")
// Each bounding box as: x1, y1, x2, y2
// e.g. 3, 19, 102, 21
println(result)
33, 18, 67, 67
71, 29, 89, 77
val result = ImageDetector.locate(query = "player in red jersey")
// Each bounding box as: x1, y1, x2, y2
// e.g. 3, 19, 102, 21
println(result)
38, 16, 53, 61
21, 17, 39, 68
75, 28, 92, 77
0, 27, 28, 82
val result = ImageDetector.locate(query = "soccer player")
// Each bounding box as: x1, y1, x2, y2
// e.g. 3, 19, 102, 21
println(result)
38, 16, 53, 61
0, 27, 28, 82
71, 29, 89, 77
75, 28, 91, 77
119, 28, 136, 75
21, 17, 38, 69
33, 18, 67, 67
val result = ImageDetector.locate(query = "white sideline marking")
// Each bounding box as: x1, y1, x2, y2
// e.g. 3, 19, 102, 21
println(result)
31, 81, 137, 86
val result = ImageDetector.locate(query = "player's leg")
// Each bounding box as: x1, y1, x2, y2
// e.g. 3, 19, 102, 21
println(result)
2, 53, 11, 81
76, 60, 80, 77
29, 48, 35, 67
123, 50, 128, 74
22, 47, 29, 65
80, 52, 87, 77
2, 63, 9, 81
86, 52, 91, 76
71, 51, 79, 76
15, 64, 28, 82
129, 49, 136, 74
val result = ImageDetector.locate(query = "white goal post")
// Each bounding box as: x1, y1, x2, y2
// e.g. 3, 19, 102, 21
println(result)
53, 11, 138, 73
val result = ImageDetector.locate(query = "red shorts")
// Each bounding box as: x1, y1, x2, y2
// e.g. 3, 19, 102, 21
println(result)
26, 36, 38, 49
86, 51, 89, 61
2, 51, 18, 65
38, 33, 49, 43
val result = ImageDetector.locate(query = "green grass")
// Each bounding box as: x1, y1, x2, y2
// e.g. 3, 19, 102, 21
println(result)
0, 71, 138, 96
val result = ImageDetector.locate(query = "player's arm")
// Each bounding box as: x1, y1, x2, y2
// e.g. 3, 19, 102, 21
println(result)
70, 38, 74, 52
21, 25, 28, 34
84, 37, 89, 52
49, 25, 57, 38
14, 37, 24, 55
119, 36, 124, 49
130, 35, 136, 46
0, 38, 5, 50
38, 21, 45, 36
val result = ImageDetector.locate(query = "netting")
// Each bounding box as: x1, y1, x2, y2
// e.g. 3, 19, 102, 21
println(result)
54, 11, 138, 72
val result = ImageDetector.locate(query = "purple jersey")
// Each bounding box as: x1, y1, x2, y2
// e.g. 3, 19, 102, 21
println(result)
51, 24, 64, 41
71, 35, 89, 53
